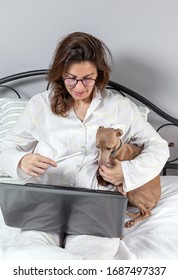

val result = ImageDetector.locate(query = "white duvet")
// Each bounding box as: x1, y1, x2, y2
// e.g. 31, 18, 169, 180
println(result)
0, 176, 178, 260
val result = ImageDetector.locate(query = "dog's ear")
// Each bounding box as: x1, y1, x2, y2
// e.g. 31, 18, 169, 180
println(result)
98, 126, 104, 130
115, 128, 123, 137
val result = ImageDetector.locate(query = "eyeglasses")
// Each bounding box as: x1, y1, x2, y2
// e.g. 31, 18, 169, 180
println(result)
63, 78, 96, 88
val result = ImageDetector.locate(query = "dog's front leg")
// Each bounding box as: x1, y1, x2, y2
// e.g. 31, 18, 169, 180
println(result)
117, 184, 126, 196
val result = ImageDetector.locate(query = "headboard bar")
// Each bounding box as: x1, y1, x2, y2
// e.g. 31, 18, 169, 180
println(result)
0, 70, 178, 127
0, 85, 21, 98
108, 81, 178, 126
0, 70, 48, 85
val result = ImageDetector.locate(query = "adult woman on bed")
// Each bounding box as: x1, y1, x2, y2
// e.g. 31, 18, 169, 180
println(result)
0, 31, 169, 259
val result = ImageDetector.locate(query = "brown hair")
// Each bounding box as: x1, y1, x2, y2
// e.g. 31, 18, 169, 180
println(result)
47, 31, 112, 116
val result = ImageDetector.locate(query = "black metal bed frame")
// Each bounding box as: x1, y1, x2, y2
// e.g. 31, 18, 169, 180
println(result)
0, 69, 178, 175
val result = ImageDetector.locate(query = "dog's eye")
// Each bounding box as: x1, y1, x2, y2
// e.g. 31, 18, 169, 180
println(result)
106, 147, 111, 150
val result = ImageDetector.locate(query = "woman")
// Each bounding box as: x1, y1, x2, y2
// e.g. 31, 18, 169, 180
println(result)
0, 32, 169, 258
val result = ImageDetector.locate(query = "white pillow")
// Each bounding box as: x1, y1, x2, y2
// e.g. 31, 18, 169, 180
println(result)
0, 98, 28, 177
0, 98, 28, 143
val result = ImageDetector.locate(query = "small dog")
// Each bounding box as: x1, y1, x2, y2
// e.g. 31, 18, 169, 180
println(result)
96, 126, 161, 228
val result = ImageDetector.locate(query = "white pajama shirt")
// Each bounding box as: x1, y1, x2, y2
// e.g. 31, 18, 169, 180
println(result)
0, 89, 169, 192
0, 89, 170, 259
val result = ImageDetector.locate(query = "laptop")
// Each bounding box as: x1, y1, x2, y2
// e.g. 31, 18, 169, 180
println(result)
0, 182, 128, 238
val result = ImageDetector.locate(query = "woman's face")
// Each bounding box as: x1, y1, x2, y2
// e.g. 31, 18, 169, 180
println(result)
63, 61, 98, 103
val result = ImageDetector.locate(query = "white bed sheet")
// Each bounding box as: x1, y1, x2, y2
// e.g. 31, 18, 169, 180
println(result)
0, 176, 178, 260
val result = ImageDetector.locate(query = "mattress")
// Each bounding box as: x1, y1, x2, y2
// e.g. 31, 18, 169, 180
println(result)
0, 175, 178, 260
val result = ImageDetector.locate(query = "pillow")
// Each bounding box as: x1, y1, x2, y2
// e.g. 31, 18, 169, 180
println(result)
0, 98, 28, 143
0, 98, 28, 177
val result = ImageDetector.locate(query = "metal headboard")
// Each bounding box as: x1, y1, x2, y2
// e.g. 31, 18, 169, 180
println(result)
0, 69, 178, 174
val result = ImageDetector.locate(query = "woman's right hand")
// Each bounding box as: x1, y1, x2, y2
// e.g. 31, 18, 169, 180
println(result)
18, 153, 57, 177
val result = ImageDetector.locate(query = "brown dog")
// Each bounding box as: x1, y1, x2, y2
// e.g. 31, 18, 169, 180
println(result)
96, 126, 161, 228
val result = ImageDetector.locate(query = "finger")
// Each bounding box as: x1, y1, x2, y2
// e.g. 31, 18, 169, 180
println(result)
99, 165, 109, 172
32, 167, 46, 175
30, 171, 40, 177
99, 166, 113, 177
99, 167, 112, 179
38, 155, 57, 167
34, 161, 50, 170
25, 167, 44, 177
98, 168, 105, 177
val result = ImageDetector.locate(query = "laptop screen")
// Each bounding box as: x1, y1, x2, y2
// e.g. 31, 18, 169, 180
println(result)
0, 183, 128, 238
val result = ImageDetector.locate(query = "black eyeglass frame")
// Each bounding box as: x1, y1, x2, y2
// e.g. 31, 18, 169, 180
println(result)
62, 78, 97, 88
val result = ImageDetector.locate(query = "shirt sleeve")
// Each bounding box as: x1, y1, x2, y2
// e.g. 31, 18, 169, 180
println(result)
0, 98, 38, 179
120, 99, 170, 192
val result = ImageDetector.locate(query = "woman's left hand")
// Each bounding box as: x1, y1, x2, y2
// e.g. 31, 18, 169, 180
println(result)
98, 159, 124, 186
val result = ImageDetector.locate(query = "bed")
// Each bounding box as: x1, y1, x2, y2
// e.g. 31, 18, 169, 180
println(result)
0, 70, 178, 260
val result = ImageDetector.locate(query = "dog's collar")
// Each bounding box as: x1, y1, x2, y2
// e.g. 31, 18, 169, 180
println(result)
111, 140, 122, 156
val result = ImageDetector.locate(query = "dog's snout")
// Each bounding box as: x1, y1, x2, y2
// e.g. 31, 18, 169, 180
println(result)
98, 157, 110, 166
98, 160, 108, 166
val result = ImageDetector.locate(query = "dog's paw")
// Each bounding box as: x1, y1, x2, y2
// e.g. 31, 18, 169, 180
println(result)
125, 220, 135, 228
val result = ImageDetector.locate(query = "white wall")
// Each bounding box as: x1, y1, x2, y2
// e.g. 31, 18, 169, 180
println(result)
0, 0, 178, 112
1, 0, 178, 167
